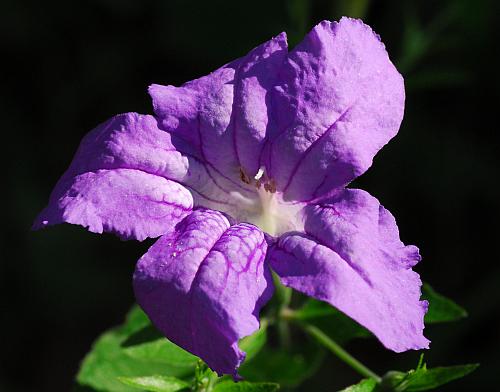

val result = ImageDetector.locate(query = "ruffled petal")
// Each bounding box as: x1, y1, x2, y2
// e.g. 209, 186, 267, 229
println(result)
133, 209, 273, 377
149, 33, 287, 187
268, 189, 429, 352
33, 113, 193, 240
265, 17, 405, 202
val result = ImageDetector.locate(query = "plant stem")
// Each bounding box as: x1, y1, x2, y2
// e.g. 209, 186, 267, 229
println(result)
193, 361, 218, 392
302, 324, 381, 383
272, 273, 292, 349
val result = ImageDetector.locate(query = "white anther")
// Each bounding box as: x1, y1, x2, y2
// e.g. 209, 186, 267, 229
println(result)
254, 166, 265, 181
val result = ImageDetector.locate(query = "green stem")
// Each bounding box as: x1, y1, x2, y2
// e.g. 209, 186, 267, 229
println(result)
272, 273, 292, 349
206, 372, 218, 392
193, 361, 218, 392
302, 324, 381, 383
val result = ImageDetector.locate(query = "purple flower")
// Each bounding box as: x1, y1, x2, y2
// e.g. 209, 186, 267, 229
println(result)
34, 18, 429, 377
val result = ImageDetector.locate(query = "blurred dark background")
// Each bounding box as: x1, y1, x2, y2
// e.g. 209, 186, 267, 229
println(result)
2, 0, 499, 390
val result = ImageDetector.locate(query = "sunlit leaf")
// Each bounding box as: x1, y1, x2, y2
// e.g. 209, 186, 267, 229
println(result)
117, 375, 189, 392
213, 381, 279, 391
122, 326, 197, 367
403, 363, 478, 391
381, 361, 478, 391
339, 378, 377, 392
76, 305, 196, 392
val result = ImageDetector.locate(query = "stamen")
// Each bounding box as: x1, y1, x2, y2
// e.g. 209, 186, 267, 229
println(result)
264, 178, 276, 193
239, 167, 251, 184
254, 167, 265, 181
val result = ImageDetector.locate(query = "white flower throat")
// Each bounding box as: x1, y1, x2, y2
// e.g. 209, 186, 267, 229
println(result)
229, 167, 304, 237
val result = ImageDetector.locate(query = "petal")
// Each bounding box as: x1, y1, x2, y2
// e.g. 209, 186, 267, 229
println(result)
133, 209, 273, 377
268, 189, 429, 352
65, 112, 189, 180
265, 18, 405, 201
233, 32, 288, 176
149, 33, 288, 183
34, 169, 192, 240
33, 113, 193, 240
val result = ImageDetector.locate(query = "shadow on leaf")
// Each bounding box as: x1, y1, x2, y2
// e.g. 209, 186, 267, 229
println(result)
121, 325, 164, 348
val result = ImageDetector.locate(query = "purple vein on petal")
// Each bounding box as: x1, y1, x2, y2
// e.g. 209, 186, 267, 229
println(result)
196, 114, 254, 195
303, 228, 373, 287
282, 104, 354, 194
231, 64, 244, 170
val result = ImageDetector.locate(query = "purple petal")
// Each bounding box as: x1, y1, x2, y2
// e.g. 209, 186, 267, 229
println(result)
233, 32, 287, 176
33, 113, 193, 240
269, 189, 429, 352
59, 112, 189, 180
149, 33, 287, 181
133, 209, 273, 377
265, 18, 405, 202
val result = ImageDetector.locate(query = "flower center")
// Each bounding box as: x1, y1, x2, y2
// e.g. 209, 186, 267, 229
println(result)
232, 167, 304, 237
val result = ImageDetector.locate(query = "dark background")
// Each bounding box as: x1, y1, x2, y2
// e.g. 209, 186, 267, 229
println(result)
2, 0, 499, 390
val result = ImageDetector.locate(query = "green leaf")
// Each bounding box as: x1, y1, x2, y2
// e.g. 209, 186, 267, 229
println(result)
293, 285, 468, 333
403, 364, 479, 391
239, 343, 324, 387
422, 284, 467, 323
339, 378, 377, 392
213, 381, 280, 392
379, 371, 410, 391
381, 363, 478, 391
290, 298, 370, 343
122, 326, 197, 367
238, 320, 268, 361
117, 376, 189, 392
76, 305, 197, 392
